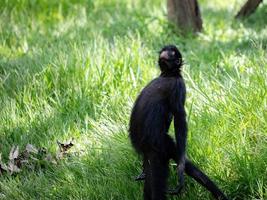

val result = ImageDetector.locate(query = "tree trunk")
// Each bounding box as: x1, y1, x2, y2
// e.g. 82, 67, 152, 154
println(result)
167, 0, 202, 33
236, 0, 263, 18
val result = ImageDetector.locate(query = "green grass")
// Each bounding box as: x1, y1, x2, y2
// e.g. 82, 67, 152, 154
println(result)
0, 0, 266, 199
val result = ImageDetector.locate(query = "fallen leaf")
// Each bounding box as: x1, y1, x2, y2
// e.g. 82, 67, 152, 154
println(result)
0, 154, 8, 174
9, 146, 19, 160
0, 163, 8, 173
8, 161, 21, 174
57, 138, 74, 153
1, 141, 77, 176
26, 144, 38, 154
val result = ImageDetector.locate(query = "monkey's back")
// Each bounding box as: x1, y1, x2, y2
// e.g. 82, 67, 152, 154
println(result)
129, 77, 176, 154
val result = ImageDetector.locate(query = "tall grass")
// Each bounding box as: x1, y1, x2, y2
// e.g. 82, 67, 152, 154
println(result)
0, 0, 266, 199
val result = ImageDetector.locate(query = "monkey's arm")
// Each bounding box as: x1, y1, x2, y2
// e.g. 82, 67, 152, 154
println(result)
174, 106, 187, 167
169, 80, 188, 193
168, 108, 187, 194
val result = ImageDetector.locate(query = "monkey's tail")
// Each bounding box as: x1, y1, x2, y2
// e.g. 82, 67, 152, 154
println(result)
185, 159, 230, 200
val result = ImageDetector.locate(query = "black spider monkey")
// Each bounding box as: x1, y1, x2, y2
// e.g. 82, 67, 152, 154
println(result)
129, 45, 229, 200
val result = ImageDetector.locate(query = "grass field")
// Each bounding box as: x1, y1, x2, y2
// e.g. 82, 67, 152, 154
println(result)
0, 0, 266, 199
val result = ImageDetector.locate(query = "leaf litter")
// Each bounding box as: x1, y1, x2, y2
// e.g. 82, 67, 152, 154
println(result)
0, 139, 75, 176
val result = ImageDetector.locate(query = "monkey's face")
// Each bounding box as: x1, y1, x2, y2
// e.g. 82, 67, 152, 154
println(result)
158, 45, 183, 72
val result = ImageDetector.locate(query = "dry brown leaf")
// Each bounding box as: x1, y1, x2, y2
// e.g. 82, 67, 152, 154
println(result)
7, 146, 21, 174
26, 144, 38, 154
38, 147, 48, 156
0, 154, 8, 174
9, 146, 19, 160
8, 161, 21, 174
0, 163, 8, 173
57, 138, 74, 153
1, 141, 77, 176
14, 151, 29, 168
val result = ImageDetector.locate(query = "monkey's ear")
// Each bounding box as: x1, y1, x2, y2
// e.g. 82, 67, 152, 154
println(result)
175, 58, 183, 67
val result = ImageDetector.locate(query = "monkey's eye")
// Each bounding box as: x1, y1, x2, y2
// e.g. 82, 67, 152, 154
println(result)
170, 51, 175, 56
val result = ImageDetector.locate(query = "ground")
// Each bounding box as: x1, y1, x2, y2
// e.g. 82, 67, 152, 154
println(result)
0, 0, 266, 199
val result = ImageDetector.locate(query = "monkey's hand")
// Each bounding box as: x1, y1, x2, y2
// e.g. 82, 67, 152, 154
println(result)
134, 171, 146, 181
167, 185, 183, 195
168, 162, 185, 195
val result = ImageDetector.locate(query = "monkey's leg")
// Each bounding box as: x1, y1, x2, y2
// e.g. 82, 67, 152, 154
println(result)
184, 160, 230, 200
149, 152, 169, 200
138, 135, 229, 199
135, 156, 148, 181
136, 135, 185, 193
144, 155, 152, 200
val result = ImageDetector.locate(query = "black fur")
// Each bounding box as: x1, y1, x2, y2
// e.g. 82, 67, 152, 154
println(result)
129, 45, 229, 200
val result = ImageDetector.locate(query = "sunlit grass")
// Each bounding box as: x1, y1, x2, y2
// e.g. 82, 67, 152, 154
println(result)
0, 0, 266, 199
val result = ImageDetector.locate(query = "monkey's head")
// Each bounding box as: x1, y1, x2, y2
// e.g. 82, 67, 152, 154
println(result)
158, 45, 183, 72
